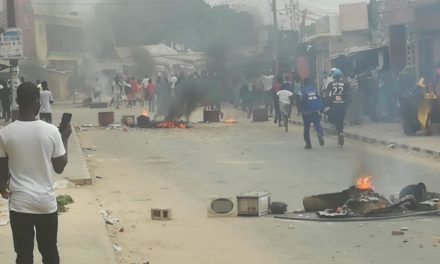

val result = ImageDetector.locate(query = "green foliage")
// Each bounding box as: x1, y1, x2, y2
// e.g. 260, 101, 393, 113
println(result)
57, 195, 74, 213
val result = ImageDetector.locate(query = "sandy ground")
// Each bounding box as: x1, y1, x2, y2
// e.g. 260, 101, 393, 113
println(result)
69, 104, 440, 264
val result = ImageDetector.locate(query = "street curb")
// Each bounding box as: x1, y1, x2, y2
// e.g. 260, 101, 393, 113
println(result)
69, 130, 93, 185
288, 119, 440, 158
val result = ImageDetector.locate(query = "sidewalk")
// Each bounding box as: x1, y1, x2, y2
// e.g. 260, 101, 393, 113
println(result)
289, 116, 440, 158
0, 130, 117, 264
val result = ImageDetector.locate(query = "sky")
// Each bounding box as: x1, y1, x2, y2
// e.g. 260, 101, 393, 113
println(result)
206, 0, 368, 27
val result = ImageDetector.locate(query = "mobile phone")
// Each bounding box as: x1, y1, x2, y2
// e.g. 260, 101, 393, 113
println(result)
59, 113, 72, 132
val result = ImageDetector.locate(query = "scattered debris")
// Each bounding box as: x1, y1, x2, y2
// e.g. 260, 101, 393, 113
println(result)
57, 195, 74, 213
392, 230, 405, 236
0, 219, 9, 226
386, 144, 396, 149
270, 202, 288, 214
284, 180, 440, 221
82, 146, 97, 151
100, 210, 120, 225
237, 191, 271, 216
112, 244, 122, 252
119, 227, 125, 233
53, 180, 75, 189
415, 199, 439, 211
107, 123, 122, 130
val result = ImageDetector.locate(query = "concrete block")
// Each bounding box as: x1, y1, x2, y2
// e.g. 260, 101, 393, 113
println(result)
151, 208, 172, 221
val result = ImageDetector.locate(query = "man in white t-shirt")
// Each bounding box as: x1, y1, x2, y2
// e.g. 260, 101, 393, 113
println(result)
276, 87, 293, 127
0, 82, 71, 264
39, 81, 54, 124
169, 75, 178, 98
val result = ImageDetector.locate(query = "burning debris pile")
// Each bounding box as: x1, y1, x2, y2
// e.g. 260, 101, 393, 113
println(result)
297, 177, 440, 220
136, 111, 188, 129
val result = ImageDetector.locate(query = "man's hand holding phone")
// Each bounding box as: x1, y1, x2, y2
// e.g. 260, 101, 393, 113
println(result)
59, 113, 72, 140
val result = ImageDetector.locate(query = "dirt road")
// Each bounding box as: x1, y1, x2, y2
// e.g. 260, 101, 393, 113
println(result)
74, 105, 440, 264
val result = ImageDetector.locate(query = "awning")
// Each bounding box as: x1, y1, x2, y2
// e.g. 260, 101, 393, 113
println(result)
329, 46, 387, 61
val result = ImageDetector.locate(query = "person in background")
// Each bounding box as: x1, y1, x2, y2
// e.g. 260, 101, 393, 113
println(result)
320, 71, 331, 97
136, 79, 144, 107
39, 81, 54, 124
128, 77, 139, 107
301, 78, 325, 149
111, 75, 123, 109
262, 74, 274, 116
147, 79, 157, 112
93, 77, 102, 102
36, 80, 42, 92
253, 78, 264, 108
326, 69, 349, 147
293, 75, 302, 116
0, 82, 71, 264
272, 75, 282, 125
346, 73, 363, 125
276, 83, 294, 130
122, 78, 132, 108
142, 74, 150, 90
282, 74, 293, 92
154, 76, 170, 120
0, 79, 11, 122
169, 75, 178, 98
240, 80, 252, 119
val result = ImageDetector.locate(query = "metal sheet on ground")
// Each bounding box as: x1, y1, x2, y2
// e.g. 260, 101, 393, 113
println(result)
275, 210, 440, 222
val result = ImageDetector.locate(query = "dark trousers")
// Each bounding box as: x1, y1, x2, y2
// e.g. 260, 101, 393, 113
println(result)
10, 211, 59, 264
273, 94, 281, 123
39, 113, 52, 124
328, 104, 347, 134
302, 112, 323, 146
1, 100, 11, 120
264, 91, 274, 115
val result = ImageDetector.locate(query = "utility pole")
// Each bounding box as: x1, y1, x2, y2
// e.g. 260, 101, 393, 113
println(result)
272, 0, 279, 78
290, 0, 296, 31
6, 0, 19, 119
300, 9, 308, 43
6, 0, 17, 67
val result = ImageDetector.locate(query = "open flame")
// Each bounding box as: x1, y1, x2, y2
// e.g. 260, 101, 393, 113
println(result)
143, 111, 149, 117
356, 176, 373, 190
156, 121, 187, 129
224, 118, 237, 124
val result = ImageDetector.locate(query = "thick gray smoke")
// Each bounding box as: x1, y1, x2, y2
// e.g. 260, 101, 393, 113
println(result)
165, 77, 210, 121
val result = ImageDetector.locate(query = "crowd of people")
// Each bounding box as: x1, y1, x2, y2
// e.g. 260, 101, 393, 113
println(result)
239, 63, 440, 146
0, 77, 54, 124
105, 71, 226, 120
107, 73, 180, 117
238, 69, 348, 148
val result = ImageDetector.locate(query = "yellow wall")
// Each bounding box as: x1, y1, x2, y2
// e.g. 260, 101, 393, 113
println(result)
31, 15, 88, 100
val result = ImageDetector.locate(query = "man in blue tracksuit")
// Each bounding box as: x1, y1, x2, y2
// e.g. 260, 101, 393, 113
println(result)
301, 78, 325, 149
